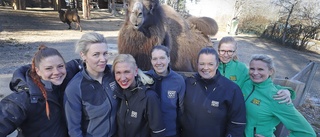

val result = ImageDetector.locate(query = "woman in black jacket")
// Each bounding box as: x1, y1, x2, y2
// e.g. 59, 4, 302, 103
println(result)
112, 54, 166, 137
0, 45, 80, 137
181, 47, 246, 137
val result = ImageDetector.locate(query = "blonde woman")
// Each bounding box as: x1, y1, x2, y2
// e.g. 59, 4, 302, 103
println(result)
113, 54, 166, 137
242, 54, 316, 137
217, 36, 294, 104
64, 32, 118, 137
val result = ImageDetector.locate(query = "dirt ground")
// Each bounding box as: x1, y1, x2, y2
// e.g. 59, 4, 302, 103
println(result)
0, 6, 320, 136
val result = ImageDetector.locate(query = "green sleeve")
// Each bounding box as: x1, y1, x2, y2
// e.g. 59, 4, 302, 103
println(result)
272, 103, 316, 137
275, 85, 296, 100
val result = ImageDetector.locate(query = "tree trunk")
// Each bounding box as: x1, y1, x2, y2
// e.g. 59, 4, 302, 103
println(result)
83, 0, 91, 19
53, 0, 61, 11
111, 0, 118, 16
71, 0, 75, 8
12, 0, 26, 10
76, 0, 80, 9
108, 0, 111, 13
281, 3, 295, 45
176, 0, 180, 11
271, 23, 276, 38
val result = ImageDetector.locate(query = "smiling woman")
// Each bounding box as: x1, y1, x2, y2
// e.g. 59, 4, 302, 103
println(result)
242, 54, 316, 137
112, 54, 166, 137
0, 45, 81, 137
64, 32, 118, 137
181, 47, 246, 137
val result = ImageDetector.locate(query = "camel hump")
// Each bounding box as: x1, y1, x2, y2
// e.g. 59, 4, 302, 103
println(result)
187, 16, 218, 36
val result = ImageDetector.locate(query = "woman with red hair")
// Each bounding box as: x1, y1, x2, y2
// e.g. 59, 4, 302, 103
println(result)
0, 45, 80, 137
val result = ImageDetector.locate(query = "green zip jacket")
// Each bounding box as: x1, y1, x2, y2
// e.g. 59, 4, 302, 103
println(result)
218, 60, 296, 99
242, 78, 316, 137
218, 60, 249, 88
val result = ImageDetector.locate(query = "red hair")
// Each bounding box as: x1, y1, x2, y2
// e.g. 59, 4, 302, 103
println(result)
29, 45, 65, 120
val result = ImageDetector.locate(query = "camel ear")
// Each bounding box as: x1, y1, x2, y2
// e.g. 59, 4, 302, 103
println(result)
149, 0, 159, 15
150, 4, 155, 14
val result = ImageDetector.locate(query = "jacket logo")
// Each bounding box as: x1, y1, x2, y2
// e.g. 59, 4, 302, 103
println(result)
110, 81, 116, 91
251, 98, 261, 106
211, 100, 219, 107
230, 75, 237, 81
131, 111, 137, 118
167, 90, 176, 98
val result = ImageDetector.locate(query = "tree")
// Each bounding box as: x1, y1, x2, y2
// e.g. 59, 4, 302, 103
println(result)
83, 0, 91, 19
161, 0, 185, 12
12, 0, 25, 10
272, 0, 301, 45
272, 0, 320, 49
108, 0, 118, 16
53, 0, 62, 10
233, 0, 245, 19
294, 1, 320, 49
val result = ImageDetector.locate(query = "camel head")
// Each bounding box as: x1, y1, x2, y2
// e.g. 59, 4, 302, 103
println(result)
125, 0, 161, 31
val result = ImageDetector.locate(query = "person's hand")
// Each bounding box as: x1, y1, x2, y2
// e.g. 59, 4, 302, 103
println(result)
273, 89, 292, 104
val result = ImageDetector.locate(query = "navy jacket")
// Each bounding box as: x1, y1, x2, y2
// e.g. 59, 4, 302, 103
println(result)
64, 65, 118, 137
146, 68, 185, 136
0, 60, 80, 137
114, 79, 166, 137
181, 71, 246, 137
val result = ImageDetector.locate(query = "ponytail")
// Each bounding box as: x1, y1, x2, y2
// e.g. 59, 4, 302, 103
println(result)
30, 58, 50, 120
28, 45, 64, 120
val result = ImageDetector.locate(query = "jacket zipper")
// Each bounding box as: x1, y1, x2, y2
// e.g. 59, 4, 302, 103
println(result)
245, 85, 255, 102
102, 80, 113, 137
125, 100, 129, 137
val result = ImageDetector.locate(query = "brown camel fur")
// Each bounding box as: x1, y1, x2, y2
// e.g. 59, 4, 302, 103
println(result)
118, 0, 218, 72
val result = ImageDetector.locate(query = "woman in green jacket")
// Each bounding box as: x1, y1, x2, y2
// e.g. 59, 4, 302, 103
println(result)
242, 54, 315, 137
217, 36, 294, 103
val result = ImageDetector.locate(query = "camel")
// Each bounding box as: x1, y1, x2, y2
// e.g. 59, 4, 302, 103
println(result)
118, 0, 218, 71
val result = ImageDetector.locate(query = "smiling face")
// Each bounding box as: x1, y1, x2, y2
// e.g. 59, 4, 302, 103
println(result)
151, 49, 170, 76
81, 43, 108, 76
197, 53, 218, 79
249, 60, 274, 83
114, 62, 138, 89
218, 42, 236, 63
36, 55, 66, 85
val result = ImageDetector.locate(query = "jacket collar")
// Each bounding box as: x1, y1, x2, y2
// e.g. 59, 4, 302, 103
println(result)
148, 67, 172, 80
194, 70, 221, 84
252, 77, 273, 88
114, 77, 150, 100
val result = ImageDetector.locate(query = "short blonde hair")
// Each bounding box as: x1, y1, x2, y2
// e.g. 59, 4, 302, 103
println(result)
112, 54, 154, 85
75, 32, 108, 55
250, 54, 275, 78
112, 54, 137, 72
